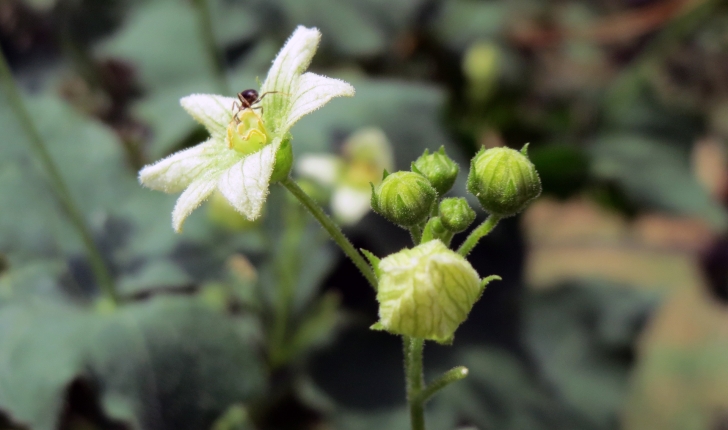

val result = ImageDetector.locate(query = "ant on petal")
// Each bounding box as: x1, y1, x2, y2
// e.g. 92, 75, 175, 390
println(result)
232, 89, 284, 124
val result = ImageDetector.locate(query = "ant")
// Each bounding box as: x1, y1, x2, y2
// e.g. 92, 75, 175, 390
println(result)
232, 89, 283, 124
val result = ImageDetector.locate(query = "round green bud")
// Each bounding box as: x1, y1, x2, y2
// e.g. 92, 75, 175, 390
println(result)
412, 146, 459, 196
439, 197, 476, 233
373, 240, 496, 344
371, 171, 437, 227
466, 145, 541, 217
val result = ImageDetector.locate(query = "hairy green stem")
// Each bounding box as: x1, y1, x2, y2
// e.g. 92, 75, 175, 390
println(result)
0, 51, 118, 305
405, 337, 426, 430
192, 0, 229, 94
456, 215, 500, 257
419, 366, 468, 404
279, 177, 377, 289
408, 225, 422, 245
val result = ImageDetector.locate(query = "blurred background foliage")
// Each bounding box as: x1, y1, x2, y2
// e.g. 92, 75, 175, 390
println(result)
1, 0, 728, 429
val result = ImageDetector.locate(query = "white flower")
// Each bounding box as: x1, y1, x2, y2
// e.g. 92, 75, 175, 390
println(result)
296, 127, 394, 225
139, 26, 355, 231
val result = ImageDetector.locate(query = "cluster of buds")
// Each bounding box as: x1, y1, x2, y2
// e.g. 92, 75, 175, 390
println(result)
368, 143, 541, 342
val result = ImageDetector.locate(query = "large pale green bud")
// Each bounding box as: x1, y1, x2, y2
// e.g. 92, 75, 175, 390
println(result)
372, 240, 500, 344
412, 146, 459, 196
467, 145, 541, 217
371, 171, 437, 227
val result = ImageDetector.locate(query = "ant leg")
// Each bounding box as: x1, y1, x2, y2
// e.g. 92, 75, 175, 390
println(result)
232, 101, 244, 124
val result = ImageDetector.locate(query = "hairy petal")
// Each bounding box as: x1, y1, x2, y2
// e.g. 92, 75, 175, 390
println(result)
181, 94, 237, 140
217, 138, 282, 220
261, 26, 321, 133
172, 176, 218, 232
139, 139, 230, 193
283, 73, 355, 134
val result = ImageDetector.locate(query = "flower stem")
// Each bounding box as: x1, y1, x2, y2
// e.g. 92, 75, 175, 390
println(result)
405, 337, 426, 430
0, 50, 118, 305
456, 215, 501, 257
408, 225, 422, 245
419, 366, 468, 404
192, 0, 229, 95
279, 177, 377, 289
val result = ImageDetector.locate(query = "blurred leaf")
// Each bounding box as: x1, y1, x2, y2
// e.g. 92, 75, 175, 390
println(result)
264, 0, 424, 57
0, 300, 88, 430
432, 0, 508, 51
441, 347, 590, 430
0, 94, 135, 264
289, 291, 341, 359
0, 295, 265, 430
623, 287, 728, 430
589, 133, 728, 230
88, 296, 265, 430
97, 0, 218, 158
524, 281, 659, 430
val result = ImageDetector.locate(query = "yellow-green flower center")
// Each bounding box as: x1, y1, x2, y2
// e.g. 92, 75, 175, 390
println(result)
226, 110, 269, 155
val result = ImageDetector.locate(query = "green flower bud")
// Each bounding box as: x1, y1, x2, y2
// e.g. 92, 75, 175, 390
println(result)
372, 240, 500, 344
466, 145, 541, 217
412, 146, 459, 196
439, 197, 476, 233
371, 171, 437, 227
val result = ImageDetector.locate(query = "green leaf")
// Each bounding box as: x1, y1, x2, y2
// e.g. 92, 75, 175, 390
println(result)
523, 281, 659, 429
441, 347, 589, 430
289, 291, 342, 359
0, 295, 265, 430
589, 133, 728, 229
432, 0, 508, 50
0, 301, 88, 430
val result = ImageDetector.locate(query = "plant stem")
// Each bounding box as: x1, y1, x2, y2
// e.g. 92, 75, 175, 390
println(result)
456, 215, 500, 257
279, 177, 377, 289
0, 51, 118, 305
408, 225, 422, 245
405, 337, 426, 430
419, 366, 468, 404
192, 0, 229, 95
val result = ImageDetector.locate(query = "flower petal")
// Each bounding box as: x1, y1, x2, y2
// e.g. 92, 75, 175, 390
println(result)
217, 138, 282, 220
283, 73, 355, 133
180, 94, 237, 140
261, 26, 321, 133
296, 154, 342, 186
332, 185, 371, 225
139, 138, 231, 193
172, 176, 218, 232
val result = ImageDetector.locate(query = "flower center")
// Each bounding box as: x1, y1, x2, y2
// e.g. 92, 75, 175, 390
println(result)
226, 110, 269, 155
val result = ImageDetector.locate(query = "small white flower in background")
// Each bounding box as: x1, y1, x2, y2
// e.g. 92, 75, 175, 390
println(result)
296, 127, 394, 225
138, 26, 355, 232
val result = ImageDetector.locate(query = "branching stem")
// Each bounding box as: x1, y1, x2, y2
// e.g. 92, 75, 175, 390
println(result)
457, 215, 500, 256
